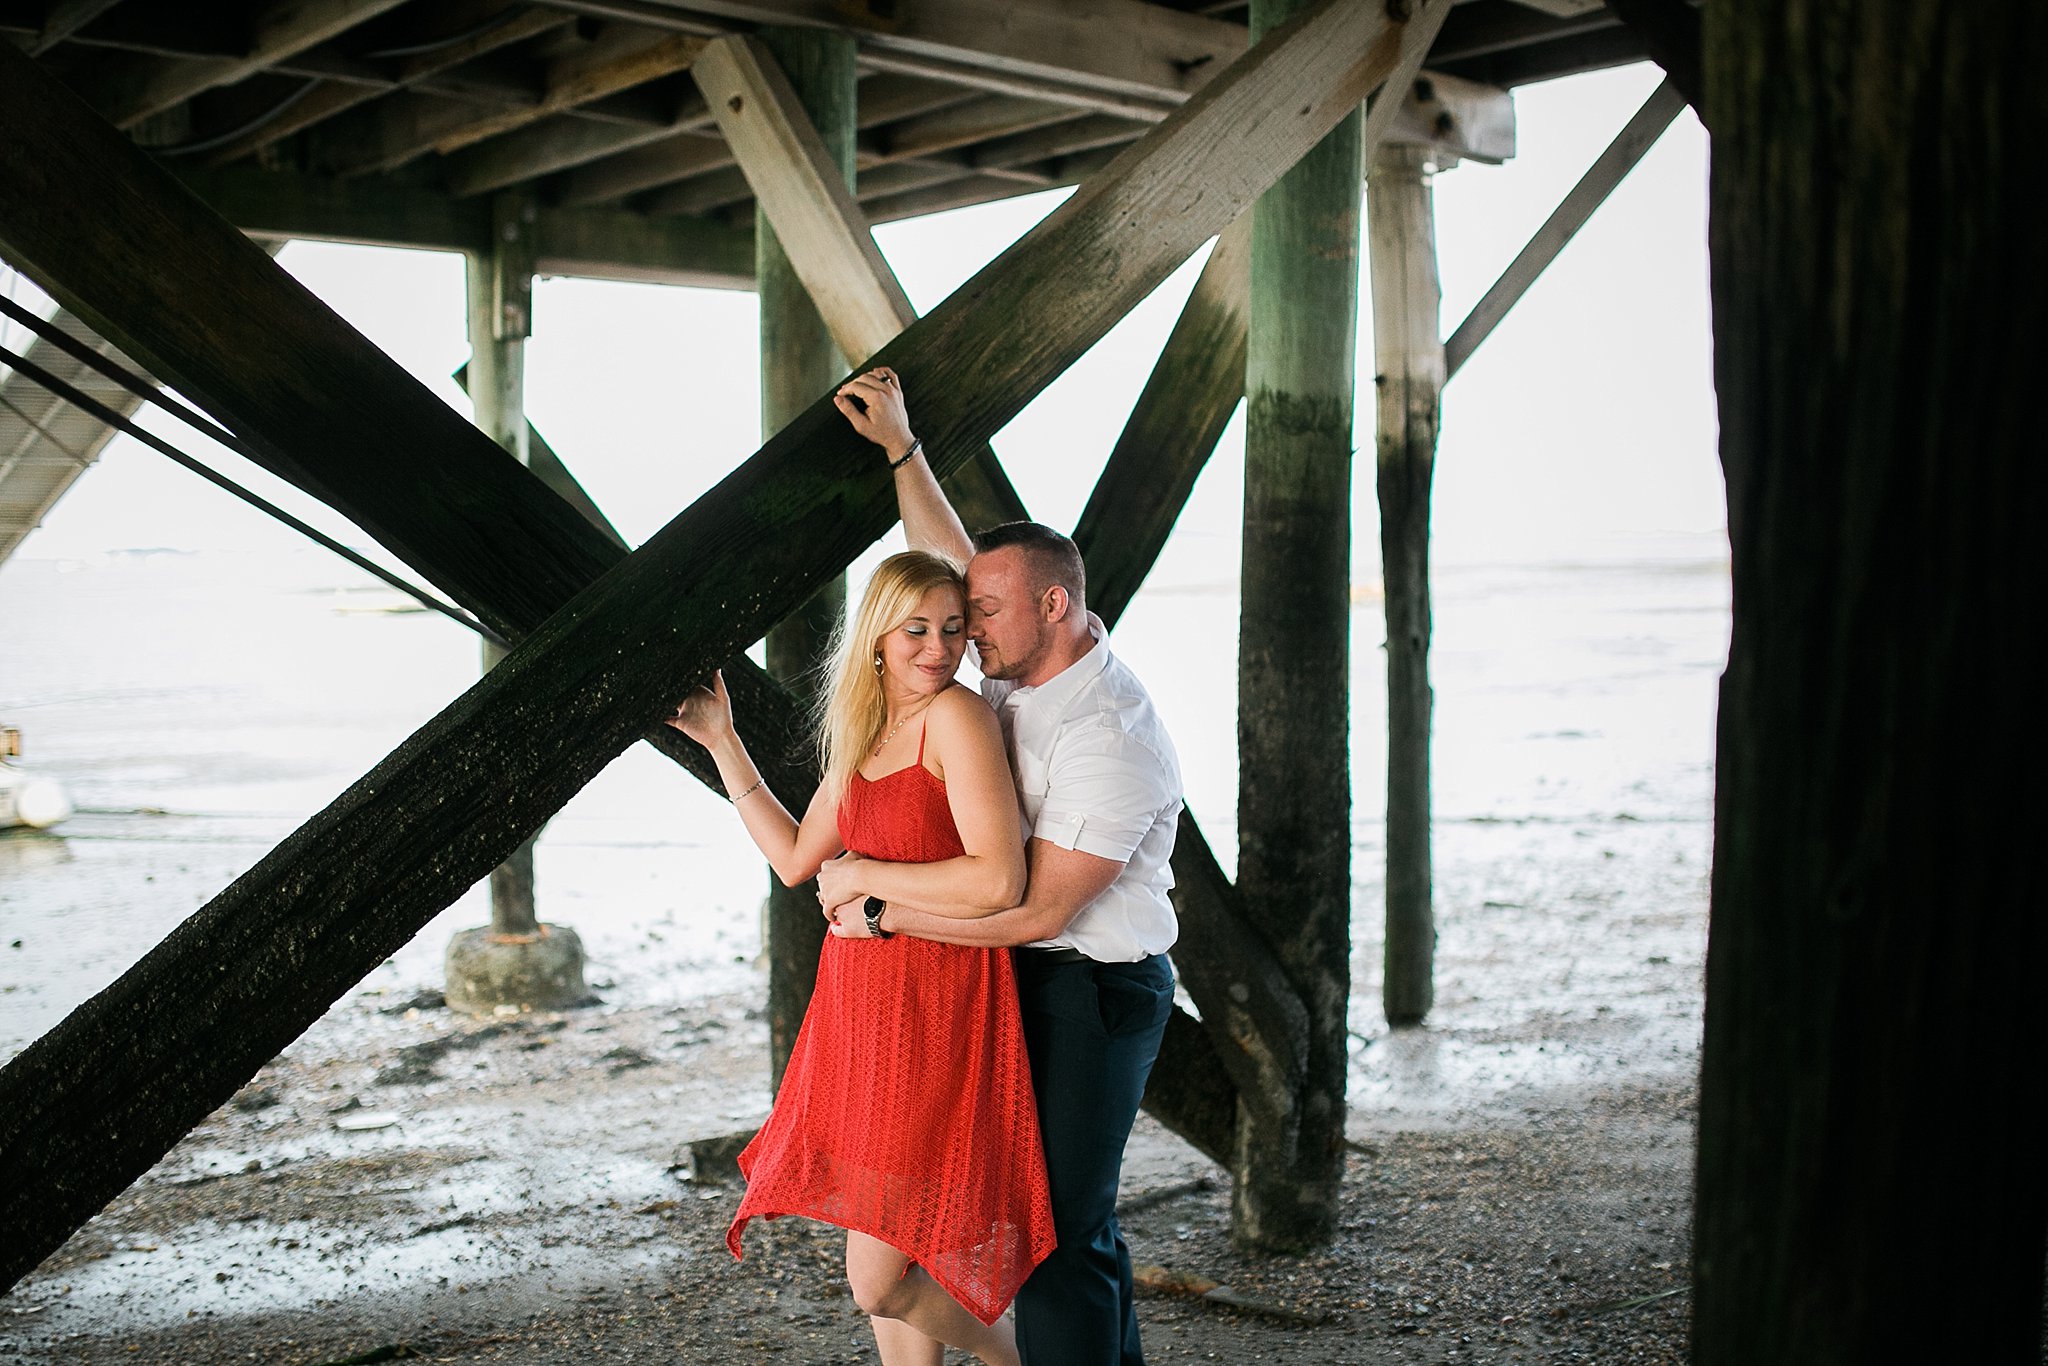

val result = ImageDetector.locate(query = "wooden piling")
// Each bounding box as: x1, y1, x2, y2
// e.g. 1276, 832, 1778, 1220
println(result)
1233, 0, 1363, 1253
1695, 2, 2045, 1357
755, 27, 854, 1088
1367, 142, 1444, 1028
467, 191, 542, 940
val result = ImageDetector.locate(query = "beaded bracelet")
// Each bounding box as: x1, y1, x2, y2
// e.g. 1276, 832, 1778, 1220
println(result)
729, 776, 766, 803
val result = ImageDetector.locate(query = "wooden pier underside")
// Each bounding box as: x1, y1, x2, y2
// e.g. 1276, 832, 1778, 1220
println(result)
2, 0, 1657, 283
22, 4, 2042, 1363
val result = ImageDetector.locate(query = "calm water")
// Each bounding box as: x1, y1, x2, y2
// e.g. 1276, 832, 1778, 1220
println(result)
0, 532, 1728, 1114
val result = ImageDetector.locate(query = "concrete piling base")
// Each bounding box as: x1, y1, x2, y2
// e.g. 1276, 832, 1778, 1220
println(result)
444, 923, 589, 1015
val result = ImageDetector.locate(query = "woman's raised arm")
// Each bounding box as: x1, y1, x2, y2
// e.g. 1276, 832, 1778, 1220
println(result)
668, 671, 843, 886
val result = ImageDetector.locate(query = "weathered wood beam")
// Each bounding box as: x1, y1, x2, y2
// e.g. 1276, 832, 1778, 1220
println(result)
852, 48, 1180, 123
566, 0, 1246, 107
694, 35, 913, 351
1433, 23, 1645, 89
554, 128, 732, 206
434, 24, 709, 154
1074, 218, 1251, 628
1139, 1005, 1238, 1168
849, 71, 987, 128
754, 24, 854, 1091
0, 0, 1435, 1282
848, 158, 975, 203
1695, 2, 2044, 1359
168, 164, 754, 287
1236, 0, 1362, 1256
445, 92, 711, 197
1442, 78, 1683, 379
636, 163, 753, 216
547, 74, 972, 210
691, 32, 1025, 531
1368, 141, 1442, 1032
967, 112, 1150, 173
71, 0, 412, 131
1603, 0, 1702, 116
1503, 0, 1604, 16
859, 171, 1064, 225
1376, 69, 1516, 165
201, 6, 579, 168
466, 193, 546, 949
20, 0, 125, 57
313, 26, 705, 177
865, 93, 1083, 163
1429, 0, 1620, 63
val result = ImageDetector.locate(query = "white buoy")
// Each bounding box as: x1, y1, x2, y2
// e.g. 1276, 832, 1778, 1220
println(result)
1, 740, 74, 830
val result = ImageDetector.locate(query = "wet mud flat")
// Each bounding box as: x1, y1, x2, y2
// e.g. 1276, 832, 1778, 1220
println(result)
2, 974, 1695, 1366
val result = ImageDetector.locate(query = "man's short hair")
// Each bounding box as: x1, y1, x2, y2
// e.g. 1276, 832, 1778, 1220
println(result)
973, 520, 1086, 606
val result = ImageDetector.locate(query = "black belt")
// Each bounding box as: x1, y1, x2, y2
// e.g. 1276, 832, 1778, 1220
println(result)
1024, 946, 1088, 963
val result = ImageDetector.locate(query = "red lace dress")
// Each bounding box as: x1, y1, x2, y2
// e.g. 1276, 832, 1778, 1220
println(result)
725, 738, 1056, 1325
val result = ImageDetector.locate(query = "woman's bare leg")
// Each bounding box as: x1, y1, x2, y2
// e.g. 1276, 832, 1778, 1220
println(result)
871, 1315, 944, 1366
846, 1231, 1020, 1366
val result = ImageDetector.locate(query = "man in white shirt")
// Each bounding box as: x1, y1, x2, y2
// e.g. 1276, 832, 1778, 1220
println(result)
820, 366, 1182, 1366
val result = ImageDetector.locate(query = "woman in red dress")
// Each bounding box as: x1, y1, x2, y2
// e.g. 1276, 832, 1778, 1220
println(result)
668, 550, 1054, 1366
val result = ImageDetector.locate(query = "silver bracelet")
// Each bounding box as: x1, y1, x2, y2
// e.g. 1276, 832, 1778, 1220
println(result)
729, 776, 766, 803
888, 437, 923, 470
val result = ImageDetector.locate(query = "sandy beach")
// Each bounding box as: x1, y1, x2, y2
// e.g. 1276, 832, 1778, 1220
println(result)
1, 543, 1723, 1363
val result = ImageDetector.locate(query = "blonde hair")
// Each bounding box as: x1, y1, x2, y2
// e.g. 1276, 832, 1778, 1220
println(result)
818, 550, 967, 798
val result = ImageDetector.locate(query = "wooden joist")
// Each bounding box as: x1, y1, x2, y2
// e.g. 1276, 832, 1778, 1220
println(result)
432, 25, 710, 155
63, 0, 412, 131
199, 4, 578, 167
313, 26, 707, 178
649, 0, 1245, 106
445, 96, 712, 198
168, 164, 754, 288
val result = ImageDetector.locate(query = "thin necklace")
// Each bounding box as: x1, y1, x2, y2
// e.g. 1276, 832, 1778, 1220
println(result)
872, 703, 925, 757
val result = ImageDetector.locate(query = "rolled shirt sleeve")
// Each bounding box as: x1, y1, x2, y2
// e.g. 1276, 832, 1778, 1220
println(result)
1032, 729, 1178, 864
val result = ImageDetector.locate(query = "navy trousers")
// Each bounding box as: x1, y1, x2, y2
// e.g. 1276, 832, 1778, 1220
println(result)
1011, 951, 1174, 1366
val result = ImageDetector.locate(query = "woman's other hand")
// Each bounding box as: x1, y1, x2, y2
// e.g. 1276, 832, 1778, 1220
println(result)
666, 669, 734, 747
833, 367, 917, 464
816, 850, 870, 907
822, 892, 864, 931
828, 908, 875, 939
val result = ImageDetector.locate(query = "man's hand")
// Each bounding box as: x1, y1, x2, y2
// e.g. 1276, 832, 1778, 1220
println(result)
833, 367, 916, 463
821, 893, 863, 928
816, 851, 869, 908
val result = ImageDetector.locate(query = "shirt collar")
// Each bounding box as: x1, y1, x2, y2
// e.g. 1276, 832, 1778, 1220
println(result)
1007, 613, 1110, 716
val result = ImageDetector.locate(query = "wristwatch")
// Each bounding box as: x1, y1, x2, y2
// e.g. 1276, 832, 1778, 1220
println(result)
863, 895, 893, 939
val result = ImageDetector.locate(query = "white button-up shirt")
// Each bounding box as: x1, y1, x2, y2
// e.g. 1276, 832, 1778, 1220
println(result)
980, 617, 1182, 961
